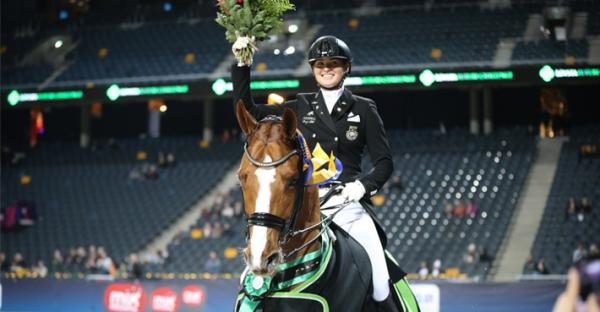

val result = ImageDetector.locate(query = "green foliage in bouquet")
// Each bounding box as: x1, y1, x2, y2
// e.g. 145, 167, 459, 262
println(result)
216, 0, 295, 43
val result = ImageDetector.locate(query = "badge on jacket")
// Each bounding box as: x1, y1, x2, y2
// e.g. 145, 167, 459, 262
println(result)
346, 125, 358, 141
302, 111, 316, 124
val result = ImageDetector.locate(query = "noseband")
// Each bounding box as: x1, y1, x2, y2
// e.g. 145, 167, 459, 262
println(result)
243, 127, 306, 251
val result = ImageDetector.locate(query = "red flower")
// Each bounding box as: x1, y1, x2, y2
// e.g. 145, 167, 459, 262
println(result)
218, 0, 244, 15
217, 0, 230, 15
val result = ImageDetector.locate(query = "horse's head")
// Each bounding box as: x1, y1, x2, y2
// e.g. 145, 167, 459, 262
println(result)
235, 101, 319, 276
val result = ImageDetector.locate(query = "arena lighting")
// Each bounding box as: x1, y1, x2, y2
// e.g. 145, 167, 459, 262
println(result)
58, 9, 69, 20
106, 84, 189, 101
345, 75, 416, 86
211, 78, 300, 96
283, 46, 296, 55
267, 93, 285, 104
7, 89, 83, 106
538, 65, 600, 82
288, 24, 299, 33
419, 69, 514, 87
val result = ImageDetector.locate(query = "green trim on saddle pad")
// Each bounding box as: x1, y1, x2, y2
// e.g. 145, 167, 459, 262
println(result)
392, 279, 420, 312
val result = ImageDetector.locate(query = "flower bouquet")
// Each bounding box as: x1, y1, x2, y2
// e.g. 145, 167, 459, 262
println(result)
216, 0, 295, 66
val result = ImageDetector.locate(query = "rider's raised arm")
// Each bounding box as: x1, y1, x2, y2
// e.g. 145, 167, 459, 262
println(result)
231, 63, 283, 121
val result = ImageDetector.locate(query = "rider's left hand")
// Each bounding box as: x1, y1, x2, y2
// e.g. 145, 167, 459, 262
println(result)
341, 180, 366, 202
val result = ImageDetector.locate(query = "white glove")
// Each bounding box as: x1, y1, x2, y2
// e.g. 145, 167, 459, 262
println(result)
341, 180, 366, 202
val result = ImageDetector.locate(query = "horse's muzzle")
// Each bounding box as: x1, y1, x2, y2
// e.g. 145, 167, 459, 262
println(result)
246, 249, 283, 276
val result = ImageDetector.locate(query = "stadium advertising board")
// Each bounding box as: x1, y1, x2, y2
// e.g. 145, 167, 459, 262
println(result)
2, 65, 599, 108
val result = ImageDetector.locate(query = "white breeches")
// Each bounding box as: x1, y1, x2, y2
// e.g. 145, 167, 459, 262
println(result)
320, 189, 390, 302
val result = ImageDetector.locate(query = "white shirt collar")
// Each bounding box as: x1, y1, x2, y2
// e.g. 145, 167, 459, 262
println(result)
321, 87, 344, 114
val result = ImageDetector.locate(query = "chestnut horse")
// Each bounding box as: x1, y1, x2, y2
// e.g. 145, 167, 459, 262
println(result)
233, 102, 419, 312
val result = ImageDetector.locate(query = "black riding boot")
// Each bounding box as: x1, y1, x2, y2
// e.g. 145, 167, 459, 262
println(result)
377, 292, 400, 312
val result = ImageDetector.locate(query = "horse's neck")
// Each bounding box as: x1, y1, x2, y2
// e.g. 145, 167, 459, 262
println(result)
282, 188, 322, 258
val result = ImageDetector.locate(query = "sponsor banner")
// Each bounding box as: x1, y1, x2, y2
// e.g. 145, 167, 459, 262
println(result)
150, 287, 179, 312
2, 278, 562, 312
104, 283, 146, 312
412, 283, 440, 312
181, 285, 205, 307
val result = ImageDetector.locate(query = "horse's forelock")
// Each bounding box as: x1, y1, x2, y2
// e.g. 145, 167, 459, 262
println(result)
250, 122, 296, 154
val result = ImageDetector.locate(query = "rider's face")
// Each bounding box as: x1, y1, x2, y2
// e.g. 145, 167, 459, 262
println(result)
312, 58, 348, 89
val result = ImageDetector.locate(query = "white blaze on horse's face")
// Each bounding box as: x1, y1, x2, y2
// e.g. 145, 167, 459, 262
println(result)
249, 155, 277, 271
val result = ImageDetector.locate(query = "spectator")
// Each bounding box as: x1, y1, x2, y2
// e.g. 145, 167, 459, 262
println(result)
222, 222, 233, 237
15, 200, 38, 226
214, 192, 225, 207
581, 196, 592, 214
72, 246, 87, 273
573, 243, 588, 263
388, 175, 404, 191
431, 259, 442, 278
418, 261, 429, 280
0, 252, 10, 272
126, 253, 144, 280
222, 204, 235, 218
204, 250, 222, 276
535, 258, 550, 275
1, 202, 18, 231
143, 164, 159, 180
95, 247, 115, 276
212, 221, 223, 239
157, 151, 168, 168
463, 243, 477, 264
443, 200, 453, 217
64, 248, 76, 270
32, 260, 48, 278
166, 152, 176, 167
171, 231, 184, 246
222, 130, 232, 143
565, 197, 577, 222
572, 196, 586, 222
438, 121, 447, 136
466, 199, 478, 217
233, 200, 244, 218
157, 249, 169, 265
479, 247, 492, 263
51, 249, 64, 273
144, 250, 165, 265
453, 199, 466, 217
129, 167, 143, 180
202, 222, 213, 238
11, 252, 27, 273
589, 243, 599, 257
86, 244, 98, 273
64, 247, 83, 272
523, 254, 537, 274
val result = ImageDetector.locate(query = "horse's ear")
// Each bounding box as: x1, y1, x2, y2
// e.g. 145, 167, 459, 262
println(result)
236, 100, 257, 135
282, 107, 297, 139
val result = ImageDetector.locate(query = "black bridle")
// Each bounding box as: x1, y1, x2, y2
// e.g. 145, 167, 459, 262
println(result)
243, 124, 307, 251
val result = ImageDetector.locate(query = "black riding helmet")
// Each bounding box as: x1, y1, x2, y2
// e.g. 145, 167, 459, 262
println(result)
307, 35, 352, 74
